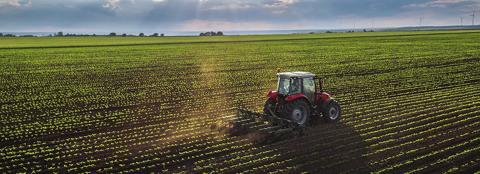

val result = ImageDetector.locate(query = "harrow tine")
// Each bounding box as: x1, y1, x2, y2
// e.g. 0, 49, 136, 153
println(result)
215, 108, 306, 145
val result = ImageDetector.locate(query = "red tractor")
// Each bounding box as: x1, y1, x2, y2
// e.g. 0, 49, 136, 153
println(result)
221, 72, 341, 142
264, 72, 341, 127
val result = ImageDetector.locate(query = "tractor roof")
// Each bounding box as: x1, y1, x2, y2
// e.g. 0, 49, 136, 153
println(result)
277, 72, 316, 79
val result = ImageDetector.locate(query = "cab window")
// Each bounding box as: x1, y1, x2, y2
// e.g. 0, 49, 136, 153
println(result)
303, 78, 315, 94
290, 78, 302, 94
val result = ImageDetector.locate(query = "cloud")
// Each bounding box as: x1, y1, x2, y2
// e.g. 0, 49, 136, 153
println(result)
0, 0, 31, 7
103, 0, 120, 10
264, 0, 298, 8
263, 0, 299, 14
405, 0, 479, 8
201, 1, 255, 11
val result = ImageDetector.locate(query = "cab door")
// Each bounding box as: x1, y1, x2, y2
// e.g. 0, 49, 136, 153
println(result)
303, 77, 316, 103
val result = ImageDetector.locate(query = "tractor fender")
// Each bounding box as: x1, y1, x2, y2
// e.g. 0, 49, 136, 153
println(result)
316, 92, 331, 104
267, 90, 278, 101
285, 93, 309, 103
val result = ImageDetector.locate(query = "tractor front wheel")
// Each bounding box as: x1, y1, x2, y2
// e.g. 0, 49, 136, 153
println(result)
323, 100, 341, 122
284, 100, 311, 127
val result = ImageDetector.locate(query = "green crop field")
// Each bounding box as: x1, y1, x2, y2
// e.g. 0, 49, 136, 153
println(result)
1, 30, 480, 173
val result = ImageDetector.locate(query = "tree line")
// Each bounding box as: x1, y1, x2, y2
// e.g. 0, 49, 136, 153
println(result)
199, 31, 224, 36
57, 32, 166, 37
0, 32, 167, 37
0, 33, 20, 37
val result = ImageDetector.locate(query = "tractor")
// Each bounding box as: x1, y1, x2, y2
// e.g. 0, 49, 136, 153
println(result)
263, 72, 341, 127
218, 72, 341, 144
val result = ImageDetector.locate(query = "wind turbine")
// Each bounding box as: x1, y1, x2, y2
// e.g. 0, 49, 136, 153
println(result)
472, 8, 476, 26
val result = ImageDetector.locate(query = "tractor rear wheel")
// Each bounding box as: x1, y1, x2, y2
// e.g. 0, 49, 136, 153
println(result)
284, 100, 311, 127
323, 100, 341, 122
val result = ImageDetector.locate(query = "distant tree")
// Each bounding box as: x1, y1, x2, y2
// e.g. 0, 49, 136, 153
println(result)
326, 30, 333, 33
363, 29, 368, 32
109, 32, 116, 36
93, 34, 96, 36
0, 33, 3, 37
200, 31, 224, 36
56, 31, 63, 37
122, 33, 127, 37
151, 33, 159, 37
139, 33, 145, 37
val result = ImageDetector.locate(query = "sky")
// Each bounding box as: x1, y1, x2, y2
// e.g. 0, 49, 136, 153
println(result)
0, 0, 479, 33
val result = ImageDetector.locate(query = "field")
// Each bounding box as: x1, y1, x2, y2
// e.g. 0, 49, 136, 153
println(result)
1, 30, 480, 173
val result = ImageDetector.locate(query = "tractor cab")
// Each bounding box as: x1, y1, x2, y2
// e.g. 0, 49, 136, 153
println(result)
277, 72, 318, 104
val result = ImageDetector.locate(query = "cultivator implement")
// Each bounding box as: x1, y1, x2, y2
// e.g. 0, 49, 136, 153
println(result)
218, 108, 306, 145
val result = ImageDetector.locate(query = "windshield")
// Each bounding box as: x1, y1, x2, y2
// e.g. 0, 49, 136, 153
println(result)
278, 78, 302, 95
278, 78, 290, 95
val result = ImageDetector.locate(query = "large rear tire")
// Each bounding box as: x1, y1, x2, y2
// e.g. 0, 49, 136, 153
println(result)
323, 100, 341, 122
284, 100, 311, 127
